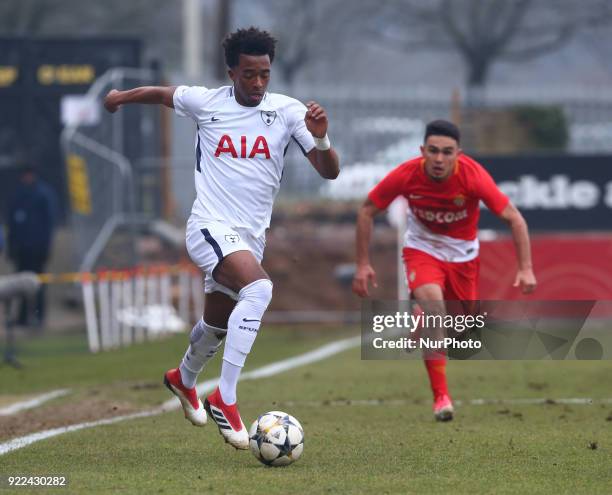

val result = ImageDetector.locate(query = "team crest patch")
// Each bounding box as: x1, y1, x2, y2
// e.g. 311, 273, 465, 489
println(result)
453, 195, 466, 207
260, 110, 277, 126
409, 271, 416, 283
225, 234, 240, 244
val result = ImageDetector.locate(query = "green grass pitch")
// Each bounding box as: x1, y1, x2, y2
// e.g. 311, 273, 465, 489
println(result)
2, 326, 612, 494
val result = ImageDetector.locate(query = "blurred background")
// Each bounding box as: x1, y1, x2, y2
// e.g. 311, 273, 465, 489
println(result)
1, 0, 612, 358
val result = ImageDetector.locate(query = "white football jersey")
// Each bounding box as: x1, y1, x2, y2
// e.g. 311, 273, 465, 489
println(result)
174, 85, 316, 237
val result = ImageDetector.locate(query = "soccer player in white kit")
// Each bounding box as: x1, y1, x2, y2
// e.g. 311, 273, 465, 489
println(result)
103, 27, 340, 449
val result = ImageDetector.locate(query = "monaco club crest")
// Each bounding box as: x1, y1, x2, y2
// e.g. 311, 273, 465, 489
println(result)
260, 110, 277, 126
453, 195, 466, 207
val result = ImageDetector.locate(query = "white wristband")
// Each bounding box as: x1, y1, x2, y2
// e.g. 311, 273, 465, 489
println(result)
313, 134, 331, 151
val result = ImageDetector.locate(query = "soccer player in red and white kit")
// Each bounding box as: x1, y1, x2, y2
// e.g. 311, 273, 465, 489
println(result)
352, 120, 536, 421
104, 28, 339, 448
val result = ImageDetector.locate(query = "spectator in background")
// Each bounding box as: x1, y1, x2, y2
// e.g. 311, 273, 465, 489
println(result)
6, 166, 57, 327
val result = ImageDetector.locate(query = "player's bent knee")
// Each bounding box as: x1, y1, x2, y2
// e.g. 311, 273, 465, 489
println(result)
239, 278, 273, 306
224, 279, 273, 361
413, 283, 445, 302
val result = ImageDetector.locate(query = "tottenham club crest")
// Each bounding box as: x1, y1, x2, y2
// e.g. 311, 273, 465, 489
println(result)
260, 110, 277, 126
225, 234, 240, 244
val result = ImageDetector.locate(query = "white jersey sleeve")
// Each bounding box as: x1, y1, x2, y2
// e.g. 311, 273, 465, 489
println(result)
173, 85, 213, 121
286, 99, 315, 155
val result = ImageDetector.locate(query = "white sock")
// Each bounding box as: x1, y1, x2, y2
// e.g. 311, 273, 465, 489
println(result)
219, 358, 243, 405
179, 318, 226, 389
219, 279, 273, 402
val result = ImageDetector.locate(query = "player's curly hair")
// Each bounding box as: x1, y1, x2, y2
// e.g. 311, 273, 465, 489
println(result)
222, 27, 277, 68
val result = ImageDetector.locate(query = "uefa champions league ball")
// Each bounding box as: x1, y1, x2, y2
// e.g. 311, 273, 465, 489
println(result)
249, 411, 304, 466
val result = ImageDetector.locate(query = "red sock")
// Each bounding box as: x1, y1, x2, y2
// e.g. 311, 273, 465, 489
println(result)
424, 355, 448, 399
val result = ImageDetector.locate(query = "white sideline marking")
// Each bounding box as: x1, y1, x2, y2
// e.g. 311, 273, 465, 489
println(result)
278, 397, 612, 408
160, 336, 361, 410
0, 410, 163, 456
465, 397, 612, 406
0, 336, 361, 456
0, 389, 71, 416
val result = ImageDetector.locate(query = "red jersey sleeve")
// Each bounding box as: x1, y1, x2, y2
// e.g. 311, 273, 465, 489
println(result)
469, 160, 509, 215
368, 163, 410, 210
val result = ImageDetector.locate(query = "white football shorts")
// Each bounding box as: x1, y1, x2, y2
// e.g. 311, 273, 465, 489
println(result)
186, 215, 266, 300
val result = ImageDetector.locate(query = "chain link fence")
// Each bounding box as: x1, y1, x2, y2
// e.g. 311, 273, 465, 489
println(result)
268, 84, 612, 201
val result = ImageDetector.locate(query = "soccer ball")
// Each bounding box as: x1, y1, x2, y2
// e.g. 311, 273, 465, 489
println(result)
249, 411, 304, 466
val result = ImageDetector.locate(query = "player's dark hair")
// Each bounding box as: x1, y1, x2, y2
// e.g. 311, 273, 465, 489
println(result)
222, 27, 277, 68
424, 120, 460, 144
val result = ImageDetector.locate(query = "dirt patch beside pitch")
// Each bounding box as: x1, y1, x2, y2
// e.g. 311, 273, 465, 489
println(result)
0, 397, 139, 442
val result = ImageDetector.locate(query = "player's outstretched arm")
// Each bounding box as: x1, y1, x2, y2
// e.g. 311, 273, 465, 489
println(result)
103, 86, 177, 113
498, 202, 537, 294
304, 101, 340, 179
352, 199, 383, 298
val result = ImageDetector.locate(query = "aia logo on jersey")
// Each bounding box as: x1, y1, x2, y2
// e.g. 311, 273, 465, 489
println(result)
260, 110, 276, 126
214, 135, 271, 159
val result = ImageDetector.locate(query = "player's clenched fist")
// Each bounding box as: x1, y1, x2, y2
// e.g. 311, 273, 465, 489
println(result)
352, 264, 378, 298
513, 268, 537, 294
304, 101, 328, 138
103, 89, 121, 113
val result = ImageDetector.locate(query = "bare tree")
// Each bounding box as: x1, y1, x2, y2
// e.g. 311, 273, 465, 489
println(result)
0, 0, 61, 33
248, 0, 359, 86
364, 0, 612, 88
269, 0, 318, 85
215, 0, 233, 80
0, 0, 180, 68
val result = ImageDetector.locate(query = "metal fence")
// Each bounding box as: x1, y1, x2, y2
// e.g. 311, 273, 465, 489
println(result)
271, 84, 612, 200
61, 68, 165, 273
62, 74, 612, 265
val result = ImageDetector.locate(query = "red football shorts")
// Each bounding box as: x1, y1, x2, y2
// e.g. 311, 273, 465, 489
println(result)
402, 247, 479, 301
